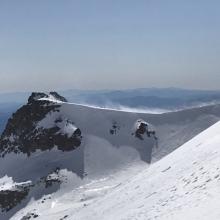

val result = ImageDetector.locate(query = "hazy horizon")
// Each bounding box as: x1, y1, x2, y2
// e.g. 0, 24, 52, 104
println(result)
0, 86, 220, 95
0, 0, 220, 92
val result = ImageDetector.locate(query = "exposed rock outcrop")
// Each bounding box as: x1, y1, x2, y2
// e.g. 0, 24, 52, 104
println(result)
0, 181, 32, 213
0, 92, 82, 157
134, 119, 157, 141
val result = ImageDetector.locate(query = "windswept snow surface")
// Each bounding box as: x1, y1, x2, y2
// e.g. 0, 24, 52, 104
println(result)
60, 102, 220, 161
32, 97, 220, 163
12, 121, 220, 220
57, 101, 220, 162
2, 97, 220, 219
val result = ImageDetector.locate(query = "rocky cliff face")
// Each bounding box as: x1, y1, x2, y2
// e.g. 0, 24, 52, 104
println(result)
0, 92, 82, 157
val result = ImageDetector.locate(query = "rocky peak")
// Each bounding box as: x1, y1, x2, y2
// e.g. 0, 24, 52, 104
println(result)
49, 92, 68, 102
27, 92, 49, 104
0, 92, 81, 157
27, 92, 67, 104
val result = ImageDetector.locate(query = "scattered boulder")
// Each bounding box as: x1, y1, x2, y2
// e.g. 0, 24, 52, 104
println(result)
21, 212, 39, 220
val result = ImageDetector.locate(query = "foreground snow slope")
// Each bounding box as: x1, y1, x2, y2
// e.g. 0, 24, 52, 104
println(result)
12, 120, 220, 220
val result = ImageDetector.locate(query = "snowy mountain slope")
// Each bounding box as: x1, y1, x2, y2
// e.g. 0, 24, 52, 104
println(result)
1, 92, 220, 219
12, 120, 220, 220
0, 92, 156, 219
1, 93, 220, 163
60, 101, 220, 161
0, 92, 157, 179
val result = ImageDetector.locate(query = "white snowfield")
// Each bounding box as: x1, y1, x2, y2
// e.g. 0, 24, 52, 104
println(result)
11, 120, 220, 220
33, 97, 220, 162
44, 100, 220, 162
1, 97, 220, 220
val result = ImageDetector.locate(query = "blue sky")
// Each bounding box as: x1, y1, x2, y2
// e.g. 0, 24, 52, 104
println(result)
0, 0, 220, 92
